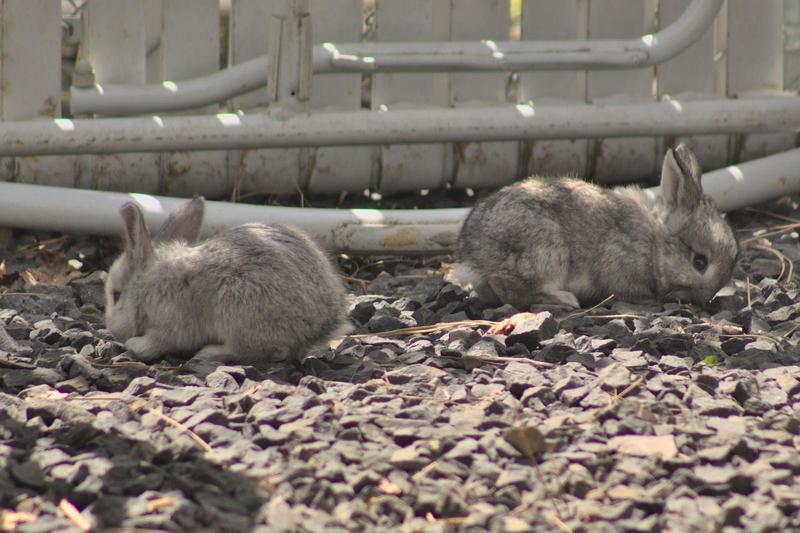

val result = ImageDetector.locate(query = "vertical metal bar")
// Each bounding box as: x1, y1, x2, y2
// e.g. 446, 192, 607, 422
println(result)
587, 0, 657, 183
0, 0, 67, 187
229, 0, 272, 108
372, 0, 449, 193
519, 0, 589, 179
727, 0, 795, 163
657, 0, 729, 171
449, 0, 517, 190
159, 0, 230, 198
82, 0, 161, 193
267, 0, 312, 105
306, 0, 372, 195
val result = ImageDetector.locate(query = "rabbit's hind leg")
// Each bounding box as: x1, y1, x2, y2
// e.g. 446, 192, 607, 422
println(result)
487, 276, 580, 309
486, 275, 538, 310
533, 288, 580, 308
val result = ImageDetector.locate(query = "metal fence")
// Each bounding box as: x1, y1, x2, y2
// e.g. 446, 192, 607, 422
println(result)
0, 0, 798, 254
0, 0, 796, 198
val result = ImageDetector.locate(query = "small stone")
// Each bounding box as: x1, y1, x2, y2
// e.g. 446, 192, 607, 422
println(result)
659, 355, 691, 372
384, 364, 446, 385
10, 461, 47, 490
610, 349, 648, 370
29, 319, 62, 345
504, 312, 558, 349
349, 295, 389, 324
596, 362, 632, 390
482, 304, 519, 321
390, 446, 429, 470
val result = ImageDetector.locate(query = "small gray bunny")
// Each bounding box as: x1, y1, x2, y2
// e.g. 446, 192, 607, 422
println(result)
104, 197, 348, 364
454, 144, 738, 308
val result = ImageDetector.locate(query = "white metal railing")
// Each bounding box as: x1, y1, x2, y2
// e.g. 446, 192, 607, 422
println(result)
71, 0, 723, 115
0, 0, 798, 252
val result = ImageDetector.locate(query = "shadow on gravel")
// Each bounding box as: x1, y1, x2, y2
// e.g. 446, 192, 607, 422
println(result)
0, 392, 267, 531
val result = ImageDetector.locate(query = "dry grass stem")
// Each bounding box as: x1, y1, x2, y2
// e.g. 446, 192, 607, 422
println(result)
58, 499, 91, 532
578, 313, 647, 320
748, 243, 793, 284
746, 276, 752, 310
614, 376, 646, 402
562, 294, 615, 321
465, 354, 555, 368
348, 320, 496, 339
743, 207, 800, 225
66, 395, 213, 454
783, 323, 800, 338
129, 402, 213, 454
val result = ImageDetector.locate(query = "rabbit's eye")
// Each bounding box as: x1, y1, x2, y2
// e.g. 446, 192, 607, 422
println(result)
112, 291, 121, 303
692, 253, 708, 273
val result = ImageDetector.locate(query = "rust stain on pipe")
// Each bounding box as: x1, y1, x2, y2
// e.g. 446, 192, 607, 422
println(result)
379, 227, 424, 248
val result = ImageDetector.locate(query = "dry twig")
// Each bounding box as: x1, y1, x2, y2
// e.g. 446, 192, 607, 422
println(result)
58, 499, 91, 532
348, 319, 496, 339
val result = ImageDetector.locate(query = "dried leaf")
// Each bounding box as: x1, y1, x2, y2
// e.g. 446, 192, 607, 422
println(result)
607, 435, 677, 461
504, 425, 547, 461
488, 316, 515, 335
146, 496, 176, 511
21, 250, 83, 287
488, 312, 540, 335
378, 479, 402, 495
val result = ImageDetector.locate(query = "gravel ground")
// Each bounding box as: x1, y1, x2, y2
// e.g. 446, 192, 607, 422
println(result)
0, 197, 799, 532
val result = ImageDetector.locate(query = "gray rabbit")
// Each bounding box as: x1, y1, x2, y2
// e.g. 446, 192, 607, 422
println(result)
104, 197, 348, 364
454, 144, 738, 309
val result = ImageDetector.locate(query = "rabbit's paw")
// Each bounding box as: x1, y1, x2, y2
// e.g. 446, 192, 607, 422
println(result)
193, 344, 236, 363
541, 290, 580, 309
125, 335, 166, 362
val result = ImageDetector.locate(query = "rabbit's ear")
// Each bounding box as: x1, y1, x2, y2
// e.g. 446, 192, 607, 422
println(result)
660, 144, 702, 210
120, 202, 154, 267
155, 195, 205, 244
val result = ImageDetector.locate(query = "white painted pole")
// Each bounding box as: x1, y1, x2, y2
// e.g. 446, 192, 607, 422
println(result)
0, 147, 798, 254
2, 97, 799, 157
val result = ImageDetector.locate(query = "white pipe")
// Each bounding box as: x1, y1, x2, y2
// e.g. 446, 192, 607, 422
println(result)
0, 182, 464, 254
318, 0, 722, 72
70, 56, 270, 116
642, 147, 800, 213
0, 147, 798, 254
70, 0, 722, 115
3, 97, 798, 156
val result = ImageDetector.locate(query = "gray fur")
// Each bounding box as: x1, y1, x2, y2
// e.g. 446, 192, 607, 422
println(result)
454, 144, 739, 309
105, 198, 347, 364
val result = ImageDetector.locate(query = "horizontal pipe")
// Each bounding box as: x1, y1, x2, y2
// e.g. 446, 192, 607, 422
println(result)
3, 97, 800, 157
70, 0, 722, 115
1, 147, 799, 254
71, 56, 270, 116
317, 0, 722, 72
642, 147, 800, 213
0, 182, 464, 254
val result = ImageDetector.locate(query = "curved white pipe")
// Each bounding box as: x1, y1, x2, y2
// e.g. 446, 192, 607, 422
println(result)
0, 146, 798, 254
70, 56, 270, 116
70, 0, 723, 115
319, 0, 723, 72
3, 97, 799, 156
